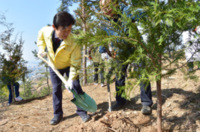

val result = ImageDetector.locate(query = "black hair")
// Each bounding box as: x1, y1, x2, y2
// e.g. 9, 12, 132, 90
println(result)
53, 11, 75, 29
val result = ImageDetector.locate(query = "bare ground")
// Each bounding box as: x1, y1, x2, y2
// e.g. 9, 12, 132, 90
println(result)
0, 69, 200, 132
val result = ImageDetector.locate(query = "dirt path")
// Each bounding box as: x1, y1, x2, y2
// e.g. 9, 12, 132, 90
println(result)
0, 70, 200, 132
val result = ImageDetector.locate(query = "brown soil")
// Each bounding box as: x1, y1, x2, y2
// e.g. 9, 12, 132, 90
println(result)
0, 69, 200, 132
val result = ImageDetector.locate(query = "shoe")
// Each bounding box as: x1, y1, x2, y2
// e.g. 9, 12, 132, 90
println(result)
80, 114, 90, 123
141, 105, 152, 115
15, 96, 23, 101
101, 83, 106, 87
94, 83, 98, 85
50, 115, 63, 125
111, 102, 126, 111
7, 103, 11, 106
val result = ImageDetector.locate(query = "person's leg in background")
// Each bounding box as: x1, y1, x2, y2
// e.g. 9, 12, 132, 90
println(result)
134, 62, 153, 115
99, 62, 105, 87
140, 80, 153, 115
13, 82, 23, 101
93, 62, 99, 85
14, 82, 20, 97
112, 64, 128, 110
7, 85, 13, 105
188, 62, 194, 72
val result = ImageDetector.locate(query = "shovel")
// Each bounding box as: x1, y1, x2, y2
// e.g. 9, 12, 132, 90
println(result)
37, 54, 97, 112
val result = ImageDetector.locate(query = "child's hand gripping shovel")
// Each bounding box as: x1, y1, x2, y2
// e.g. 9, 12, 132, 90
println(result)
37, 54, 97, 112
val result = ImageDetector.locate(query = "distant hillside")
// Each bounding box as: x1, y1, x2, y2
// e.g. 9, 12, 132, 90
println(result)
26, 61, 46, 79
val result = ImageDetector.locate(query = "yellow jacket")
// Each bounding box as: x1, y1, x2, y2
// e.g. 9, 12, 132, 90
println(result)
37, 26, 81, 80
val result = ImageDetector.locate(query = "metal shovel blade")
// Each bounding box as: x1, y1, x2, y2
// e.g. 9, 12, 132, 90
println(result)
71, 89, 97, 112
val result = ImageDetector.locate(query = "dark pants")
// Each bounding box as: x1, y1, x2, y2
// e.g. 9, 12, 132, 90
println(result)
49, 67, 87, 117
188, 61, 200, 69
140, 81, 152, 106
114, 63, 153, 106
93, 62, 104, 84
115, 64, 128, 103
7, 82, 20, 104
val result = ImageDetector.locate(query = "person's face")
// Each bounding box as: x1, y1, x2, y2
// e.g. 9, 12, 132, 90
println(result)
52, 24, 72, 40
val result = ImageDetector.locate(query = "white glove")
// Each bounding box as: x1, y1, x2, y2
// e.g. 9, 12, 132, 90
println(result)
196, 26, 200, 34
38, 49, 47, 58
65, 79, 73, 90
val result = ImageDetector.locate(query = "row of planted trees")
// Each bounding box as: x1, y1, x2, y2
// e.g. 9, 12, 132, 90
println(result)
58, 0, 200, 131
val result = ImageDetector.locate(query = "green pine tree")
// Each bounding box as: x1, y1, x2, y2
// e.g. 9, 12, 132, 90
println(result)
0, 14, 28, 102
75, 0, 200, 131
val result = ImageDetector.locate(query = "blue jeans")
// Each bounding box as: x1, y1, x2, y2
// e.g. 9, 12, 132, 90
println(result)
7, 82, 20, 104
94, 62, 104, 84
49, 67, 87, 117
134, 63, 153, 106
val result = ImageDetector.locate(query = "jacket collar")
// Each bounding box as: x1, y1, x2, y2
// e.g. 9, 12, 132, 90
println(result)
47, 26, 72, 46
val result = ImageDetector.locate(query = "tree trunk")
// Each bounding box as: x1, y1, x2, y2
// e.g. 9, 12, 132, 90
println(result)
156, 1, 162, 130
157, 53, 162, 132
81, 0, 87, 85
156, 80, 162, 132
